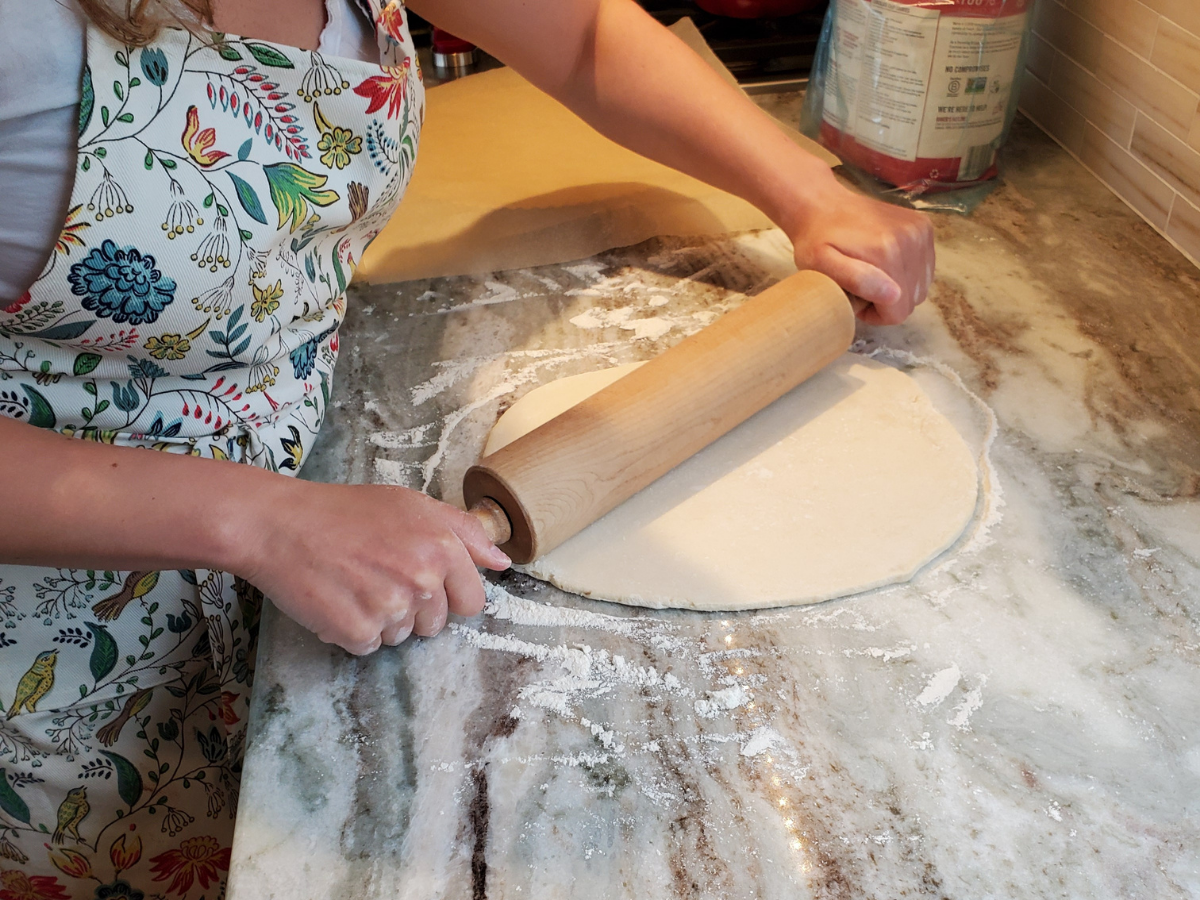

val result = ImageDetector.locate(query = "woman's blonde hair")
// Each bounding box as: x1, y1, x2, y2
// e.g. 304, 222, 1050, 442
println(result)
74, 0, 213, 46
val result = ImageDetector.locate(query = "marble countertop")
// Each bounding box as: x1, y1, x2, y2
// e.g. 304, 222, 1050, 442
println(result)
226, 109, 1200, 899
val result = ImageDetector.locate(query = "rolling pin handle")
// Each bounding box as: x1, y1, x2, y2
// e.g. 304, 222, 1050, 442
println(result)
849, 295, 870, 316
469, 497, 513, 547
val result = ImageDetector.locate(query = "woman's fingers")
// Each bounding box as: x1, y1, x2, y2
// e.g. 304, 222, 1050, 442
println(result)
894, 214, 934, 311
381, 610, 415, 646
814, 246, 905, 322
451, 507, 512, 571
444, 538, 489, 618
344, 631, 384, 657
258, 483, 504, 655
790, 179, 935, 326
384, 530, 488, 642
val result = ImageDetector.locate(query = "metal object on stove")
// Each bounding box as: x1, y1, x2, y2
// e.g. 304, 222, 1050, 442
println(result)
432, 27, 479, 77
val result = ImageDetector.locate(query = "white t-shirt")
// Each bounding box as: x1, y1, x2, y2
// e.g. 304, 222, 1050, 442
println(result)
0, 0, 378, 301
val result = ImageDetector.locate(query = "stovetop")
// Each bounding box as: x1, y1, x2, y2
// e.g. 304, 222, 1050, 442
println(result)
639, 2, 827, 86
408, 2, 828, 90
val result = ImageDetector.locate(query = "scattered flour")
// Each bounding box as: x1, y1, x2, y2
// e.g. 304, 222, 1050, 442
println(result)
740, 726, 784, 758
562, 262, 607, 281
569, 307, 631, 329
798, 607, 878, 633
368, 422, 434, 449
416, 280, 528, 316
449, 583, 815, 803
694, 685, 751, 718
452, 614, 688, 721
629, 318, 672, 340
485, 583, 690, 655
911, 665, 987, 733
411, 358, 489, 407
407, 345, 627, 491
915, 664, 962, 707
847, 644, 916, 662
373, 457, 415, 486
948, 675, 987, 731
697, 648, 760, 679
569, 305, 673, 341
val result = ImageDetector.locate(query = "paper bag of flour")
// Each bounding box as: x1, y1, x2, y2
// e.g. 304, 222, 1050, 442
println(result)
802, 0, 1032, 204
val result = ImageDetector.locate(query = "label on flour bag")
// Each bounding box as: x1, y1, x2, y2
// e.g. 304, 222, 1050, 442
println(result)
816, 0, 1031, 191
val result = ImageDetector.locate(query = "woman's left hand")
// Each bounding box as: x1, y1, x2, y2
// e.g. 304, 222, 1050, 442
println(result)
783, 173, 936, 327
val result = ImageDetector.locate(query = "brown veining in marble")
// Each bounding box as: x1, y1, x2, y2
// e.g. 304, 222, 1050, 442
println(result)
666, 809, 736, 900
460, 648, 532, 900
967, 180, 1038, 246
926, 278, 1027, 392
944, 118, 1200, 481
644, 238, 780, 298
468, 768, 490, 900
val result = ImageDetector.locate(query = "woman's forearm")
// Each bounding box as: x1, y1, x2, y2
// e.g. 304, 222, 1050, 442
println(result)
412, 0, 837, 232
0, 416, 271, 573
0, 414, 507, 653
414, 0, 934, 321
559, 0, 836, 232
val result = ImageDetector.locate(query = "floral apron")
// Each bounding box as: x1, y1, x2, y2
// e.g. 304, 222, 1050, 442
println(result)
0, 4, 422, 897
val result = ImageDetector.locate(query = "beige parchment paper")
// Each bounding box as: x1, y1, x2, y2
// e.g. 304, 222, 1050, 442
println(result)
356, 20, 838, 284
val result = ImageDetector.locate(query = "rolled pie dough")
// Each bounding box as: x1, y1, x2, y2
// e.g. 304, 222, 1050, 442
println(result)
484, 354, 979, 610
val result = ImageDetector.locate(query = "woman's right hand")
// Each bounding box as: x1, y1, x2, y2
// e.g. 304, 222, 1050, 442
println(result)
239, 481, 511, 656
784, 171, 935, 326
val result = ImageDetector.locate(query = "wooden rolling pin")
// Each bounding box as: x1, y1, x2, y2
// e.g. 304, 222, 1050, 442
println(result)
464, 270, 856, 564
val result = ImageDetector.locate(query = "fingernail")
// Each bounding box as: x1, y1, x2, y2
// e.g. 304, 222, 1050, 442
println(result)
492, 547, 512, 568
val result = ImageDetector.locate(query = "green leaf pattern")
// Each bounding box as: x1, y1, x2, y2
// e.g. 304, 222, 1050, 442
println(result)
99, 751, 143, 807
263, 163, 340, 233
0, 770, 31, 825
78, 66, 94, 136
227, 171, 268, 224
85, 623, 118, 681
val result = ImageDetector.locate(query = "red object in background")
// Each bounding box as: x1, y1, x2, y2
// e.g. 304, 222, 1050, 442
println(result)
431, 27, 478, 74
696, 0, 824, 17
431, 27, 476, 56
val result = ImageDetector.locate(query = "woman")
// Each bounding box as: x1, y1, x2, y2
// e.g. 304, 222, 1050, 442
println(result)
0, 0, 933, 895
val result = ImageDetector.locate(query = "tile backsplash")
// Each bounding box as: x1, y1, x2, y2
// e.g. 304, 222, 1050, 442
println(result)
1019, 0, 1200, 267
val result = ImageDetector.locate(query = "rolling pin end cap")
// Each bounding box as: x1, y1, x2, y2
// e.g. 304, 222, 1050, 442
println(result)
463, 464, 536, 564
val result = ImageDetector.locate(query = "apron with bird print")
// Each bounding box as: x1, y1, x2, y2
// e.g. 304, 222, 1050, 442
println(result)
0, 3, 422, 896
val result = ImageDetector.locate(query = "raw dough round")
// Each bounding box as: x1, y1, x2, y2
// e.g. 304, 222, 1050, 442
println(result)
485, 354, 979, 610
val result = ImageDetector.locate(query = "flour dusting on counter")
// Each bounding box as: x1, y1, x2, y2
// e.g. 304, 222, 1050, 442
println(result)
694, 685, 751, 718
446, 582, 809, 803
403, 345, 629, 491
569, 305, 674, 340
914, 664, 961, 707
740, 726, 785, 758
